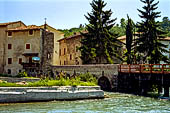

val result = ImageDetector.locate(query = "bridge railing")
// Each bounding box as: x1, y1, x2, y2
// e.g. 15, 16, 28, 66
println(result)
119, 64, 170, 74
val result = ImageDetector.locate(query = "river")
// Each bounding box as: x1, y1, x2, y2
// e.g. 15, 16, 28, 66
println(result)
0, 92, 170, 113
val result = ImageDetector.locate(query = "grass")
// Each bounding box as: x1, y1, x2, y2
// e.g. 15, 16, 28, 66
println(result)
0, 72, 97, 87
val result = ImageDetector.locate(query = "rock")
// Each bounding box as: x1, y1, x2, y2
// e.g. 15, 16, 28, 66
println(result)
16, 81, 28, 85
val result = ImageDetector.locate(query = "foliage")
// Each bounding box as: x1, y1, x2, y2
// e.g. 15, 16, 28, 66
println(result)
0, 73, 12, 77
136, 0, 169, 64
16, 72, 28, 78
0, 73, 97, 87
110, 25, 125, 37
159, 17, 170, 37
79, 0, 122, 64
124, 15, 134, 64
58, 27, 85, 37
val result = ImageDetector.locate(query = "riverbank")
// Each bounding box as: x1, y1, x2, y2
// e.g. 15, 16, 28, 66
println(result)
1, 92, 170, 112
0, 86, 104, 103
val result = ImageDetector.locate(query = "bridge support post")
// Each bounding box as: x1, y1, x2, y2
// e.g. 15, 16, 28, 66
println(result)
158, 86, 163, 94
163, 86, 169, 97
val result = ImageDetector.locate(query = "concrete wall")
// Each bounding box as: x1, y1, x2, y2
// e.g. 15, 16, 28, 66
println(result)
0, 86, 104, 103
51, 64, 119, 91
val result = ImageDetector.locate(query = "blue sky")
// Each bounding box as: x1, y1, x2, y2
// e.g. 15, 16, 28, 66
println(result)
0, 0, 169, 29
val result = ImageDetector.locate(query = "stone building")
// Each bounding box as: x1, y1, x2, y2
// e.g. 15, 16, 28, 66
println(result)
0, 21, 64, 76
118, 35, 170, 64
59, 33, 82, 65
58, 32, 122, 65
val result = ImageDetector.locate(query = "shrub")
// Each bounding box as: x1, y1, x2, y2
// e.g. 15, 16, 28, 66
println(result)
16, 72, 28, 78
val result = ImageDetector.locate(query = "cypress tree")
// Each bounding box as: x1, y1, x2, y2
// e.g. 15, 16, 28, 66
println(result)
125, 15, 134, 64
79, 0, 122, 64
136, 0, 168, 64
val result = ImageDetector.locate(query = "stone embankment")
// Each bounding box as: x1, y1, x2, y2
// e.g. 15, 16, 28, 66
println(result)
0, 86, 104, 103
0, 77, 40, 83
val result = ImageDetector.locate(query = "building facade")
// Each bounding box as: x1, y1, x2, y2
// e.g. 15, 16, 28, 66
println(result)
59, 33, 82, 65
59, 33, 122, 65
118, 35, 170, 64
0, 21, 64, 76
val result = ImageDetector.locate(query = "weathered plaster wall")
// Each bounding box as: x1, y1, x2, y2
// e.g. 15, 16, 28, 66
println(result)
5, 30, 41, 75
0, 26, 7, 73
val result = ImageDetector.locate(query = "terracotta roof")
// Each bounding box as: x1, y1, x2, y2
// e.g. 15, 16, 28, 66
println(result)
58, 32, 85, 42
0, 21, 24, 26
117, 35, 170, 41
117, 36, 126, 40
7, 25, 41, 31
159, 37, 170, 41
40, 24, 64, 35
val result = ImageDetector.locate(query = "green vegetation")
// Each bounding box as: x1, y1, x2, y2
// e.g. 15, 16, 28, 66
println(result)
159, 17, 170, 37
124, 15, 134, 64
16, 72, 28, 78
0, 72, 97, 87
0, 73, 13, 77
58, 26, 85, 37
136, 0, 169, 64
79, 0, 122, 64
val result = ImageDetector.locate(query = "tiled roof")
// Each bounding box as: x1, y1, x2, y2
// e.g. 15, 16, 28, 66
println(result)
117, 35, 170, 41
0, 21, 23, 26
117, 36, 126, 40
7, 25, 41, 31
160, 37, 170, 41
58, 31, 87, 42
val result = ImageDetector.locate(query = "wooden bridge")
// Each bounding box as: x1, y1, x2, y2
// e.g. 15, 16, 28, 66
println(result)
119, 64, 170, 74
118, 64, 170, 97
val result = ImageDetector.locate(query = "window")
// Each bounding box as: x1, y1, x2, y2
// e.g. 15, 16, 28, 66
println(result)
8, 58, 12, 64
64, 61, 66, 65
75, 46, 78, 52
8, 69, 11, 74
29, 57, 32, 63
70, 54, 72, 60
26, 44, 30, 49
18, 58, 22, 64
8, 31, 12, 37
19, 70, 22, 73
8, 44, 12, 49
59, 49, 61, 56
29, 30, 34, 36
47, 53, 51, 59
64, 48, 66, 55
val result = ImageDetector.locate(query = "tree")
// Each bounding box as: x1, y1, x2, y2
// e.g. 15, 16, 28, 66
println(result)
136, 0, 168, 64
79, 0, 122, 64
125, 15, 134, 64
160, 17, 170, 37
120, 18, 126, 29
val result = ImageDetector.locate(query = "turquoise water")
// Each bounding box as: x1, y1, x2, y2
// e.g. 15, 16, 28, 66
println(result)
0, 92, 170, 113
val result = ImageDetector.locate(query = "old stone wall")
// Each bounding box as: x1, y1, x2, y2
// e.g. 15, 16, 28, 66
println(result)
42, 32, 54, 70
51, 64, 119, 91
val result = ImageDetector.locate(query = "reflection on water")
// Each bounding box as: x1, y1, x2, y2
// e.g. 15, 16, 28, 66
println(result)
0, 92, 170, 113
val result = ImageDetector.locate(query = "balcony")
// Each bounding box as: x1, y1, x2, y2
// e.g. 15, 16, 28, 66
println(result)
22, 63, 40, 69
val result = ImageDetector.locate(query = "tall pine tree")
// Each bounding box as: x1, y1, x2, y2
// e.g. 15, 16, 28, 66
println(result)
79, 0, 122, 64
136, 0, 168, 64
